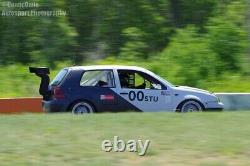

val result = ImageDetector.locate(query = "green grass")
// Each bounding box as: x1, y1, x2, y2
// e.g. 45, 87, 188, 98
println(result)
1, 112, 250, 166
0, 64, 65, 98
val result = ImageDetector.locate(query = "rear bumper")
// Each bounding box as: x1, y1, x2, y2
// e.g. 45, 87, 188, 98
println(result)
42, 100, 67, 112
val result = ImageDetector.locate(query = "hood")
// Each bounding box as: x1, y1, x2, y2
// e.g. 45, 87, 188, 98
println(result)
175, 86, 211, 94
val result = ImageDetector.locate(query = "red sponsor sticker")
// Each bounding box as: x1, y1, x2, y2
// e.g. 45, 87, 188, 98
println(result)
100, 95, 115, 100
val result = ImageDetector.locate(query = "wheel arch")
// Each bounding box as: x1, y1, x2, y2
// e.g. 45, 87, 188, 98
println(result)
176, 97, 205, 112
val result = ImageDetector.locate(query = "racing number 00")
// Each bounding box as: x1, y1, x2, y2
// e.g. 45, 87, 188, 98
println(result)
128, 91, 144, 101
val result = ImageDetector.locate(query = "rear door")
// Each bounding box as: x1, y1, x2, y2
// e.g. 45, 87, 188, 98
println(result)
79, 70, 117, 110
112, 69, 172, 112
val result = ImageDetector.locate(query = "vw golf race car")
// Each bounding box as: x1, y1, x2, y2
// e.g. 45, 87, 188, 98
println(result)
30, 65, 223, 113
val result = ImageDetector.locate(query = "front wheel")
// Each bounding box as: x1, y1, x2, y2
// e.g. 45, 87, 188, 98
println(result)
178, 100, 203, 112
71, 101, 95, 114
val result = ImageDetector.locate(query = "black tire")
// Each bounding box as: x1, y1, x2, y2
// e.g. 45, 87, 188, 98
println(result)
177, 99, 204, 112
71, 101, 95, 114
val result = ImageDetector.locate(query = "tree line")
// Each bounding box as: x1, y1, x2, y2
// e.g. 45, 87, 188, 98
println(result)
0, 0, 249, 86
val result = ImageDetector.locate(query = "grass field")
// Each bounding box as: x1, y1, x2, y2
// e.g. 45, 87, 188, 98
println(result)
1, 112, 250, 166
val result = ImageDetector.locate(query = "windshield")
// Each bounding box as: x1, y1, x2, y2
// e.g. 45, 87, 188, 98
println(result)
50, 69, 68, 86
146, 70, 175, 87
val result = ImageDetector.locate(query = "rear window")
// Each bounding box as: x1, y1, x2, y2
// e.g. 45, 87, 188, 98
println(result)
50, 69, 68, 86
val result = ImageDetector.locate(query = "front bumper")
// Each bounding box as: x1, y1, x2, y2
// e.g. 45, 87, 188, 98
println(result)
204, 108, 223, 111
204, 101, 224, 111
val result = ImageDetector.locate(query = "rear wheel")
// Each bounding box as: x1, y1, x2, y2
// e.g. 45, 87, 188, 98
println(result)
71, 101, 95, 114
178, 100, 203, 112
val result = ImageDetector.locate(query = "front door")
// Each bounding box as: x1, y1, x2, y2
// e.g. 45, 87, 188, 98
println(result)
113, 69, 172, 112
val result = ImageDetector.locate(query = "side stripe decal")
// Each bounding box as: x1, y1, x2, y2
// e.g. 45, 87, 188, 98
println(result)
110, 89, 143, 112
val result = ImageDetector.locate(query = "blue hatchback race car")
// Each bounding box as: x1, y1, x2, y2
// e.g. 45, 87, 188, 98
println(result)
30, 65, 223, 114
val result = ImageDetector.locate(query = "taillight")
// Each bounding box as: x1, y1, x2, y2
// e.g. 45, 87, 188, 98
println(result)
53, 87, 64, 99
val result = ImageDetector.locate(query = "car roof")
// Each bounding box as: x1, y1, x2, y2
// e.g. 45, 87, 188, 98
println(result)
65, 65, 148, 72
64, 65, 174, 87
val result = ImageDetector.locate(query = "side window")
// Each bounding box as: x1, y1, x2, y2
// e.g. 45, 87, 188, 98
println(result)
134, 73, 144, 87
118, 70, 163, 90
80, 70, 115, 87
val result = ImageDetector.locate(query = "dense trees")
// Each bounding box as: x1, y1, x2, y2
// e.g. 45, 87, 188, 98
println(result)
0, 0, 249, 93
1, 0, 245, 65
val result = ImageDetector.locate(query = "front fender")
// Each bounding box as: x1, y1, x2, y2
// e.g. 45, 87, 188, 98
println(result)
184, 95, 202, 103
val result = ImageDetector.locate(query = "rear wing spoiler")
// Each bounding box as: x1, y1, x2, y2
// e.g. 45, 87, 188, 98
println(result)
29, 67, 50, 75
29, 67, 51, 100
